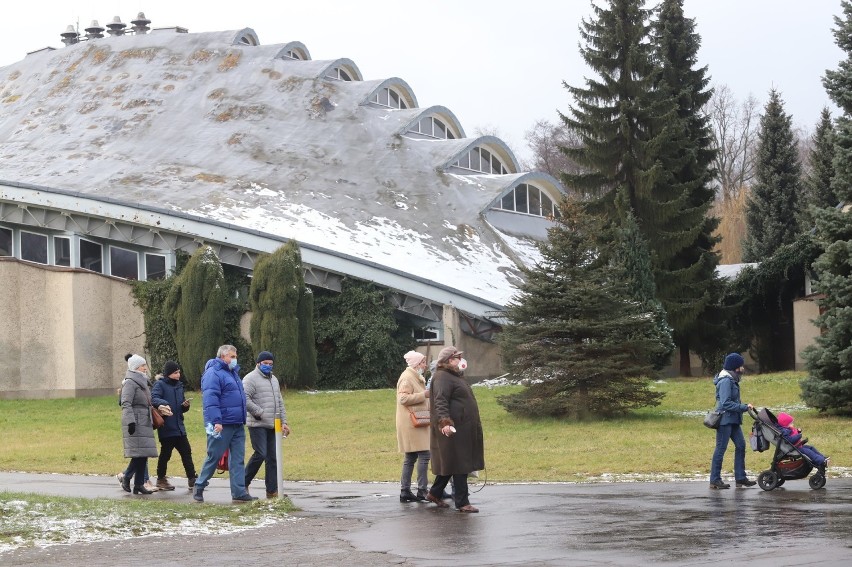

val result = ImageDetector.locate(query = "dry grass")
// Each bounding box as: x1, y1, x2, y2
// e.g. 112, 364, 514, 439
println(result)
711, 189, 750, 264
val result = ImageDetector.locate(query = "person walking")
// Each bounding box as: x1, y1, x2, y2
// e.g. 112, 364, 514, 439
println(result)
426, 346, 484, 513
396, 350, 431, 502
193, 345, 257, 503
243, 351, 291, 498
709, 353, 756, 489
151, 361, 197, 491
120, 354, 159, 495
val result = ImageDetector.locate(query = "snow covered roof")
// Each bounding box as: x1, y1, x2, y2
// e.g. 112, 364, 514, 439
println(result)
0, 26, 562, 315
716, 263, 758, 279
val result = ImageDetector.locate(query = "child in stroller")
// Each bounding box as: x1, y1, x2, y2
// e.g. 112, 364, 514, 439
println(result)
776, 412, 830, 468
748, 407, 828, 491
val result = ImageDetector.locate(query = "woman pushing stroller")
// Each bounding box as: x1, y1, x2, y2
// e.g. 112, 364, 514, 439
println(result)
776, 412, 830, 469
709, 353, 756, 489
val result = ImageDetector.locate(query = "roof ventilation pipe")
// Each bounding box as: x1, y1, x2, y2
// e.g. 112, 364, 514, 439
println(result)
106, 16, 127, 36
60, 25, 79, 46
84, 20, 105, 40
131, 12, 151, 34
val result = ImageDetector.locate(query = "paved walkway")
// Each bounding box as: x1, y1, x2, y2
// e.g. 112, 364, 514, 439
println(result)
2, 472, 852, 566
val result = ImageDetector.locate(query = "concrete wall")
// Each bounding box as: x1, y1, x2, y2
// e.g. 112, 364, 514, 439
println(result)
0, 259, 144, 399
793, 296, 821, 371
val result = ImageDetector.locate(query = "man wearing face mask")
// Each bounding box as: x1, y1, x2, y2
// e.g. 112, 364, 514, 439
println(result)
243, 351, 291, 498
193, 344, 256, 503
426, 346, 484, 513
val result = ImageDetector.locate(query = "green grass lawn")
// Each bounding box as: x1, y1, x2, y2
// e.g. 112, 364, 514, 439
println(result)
0, 372, 847, 482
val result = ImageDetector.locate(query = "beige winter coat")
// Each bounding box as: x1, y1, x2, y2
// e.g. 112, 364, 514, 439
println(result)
395, 367, 430, 453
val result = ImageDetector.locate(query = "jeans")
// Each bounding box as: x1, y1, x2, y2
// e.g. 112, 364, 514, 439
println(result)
710, 423, 746, 482
245, 427, 279, 494
157, 435, 197, 480
430, 473, 470, 509
128, 457, 148, 488
400, 450, 430, 493
124, 461, 150, 482
195, 424, 248, 498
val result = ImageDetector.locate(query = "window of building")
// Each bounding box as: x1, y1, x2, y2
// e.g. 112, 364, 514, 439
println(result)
413, 327, 442, 342
145, 253, 167, 280
0, 227, 11, 256
20, 231, 48, 264
407, 116, 455, 139
326, 67, 352, 81
110, 246, 139, 280
54, 236, 71, 267
80, 239, 102, 273
371, 87, 408, 109
497, 184, 561, 218
453, 147, 509, 174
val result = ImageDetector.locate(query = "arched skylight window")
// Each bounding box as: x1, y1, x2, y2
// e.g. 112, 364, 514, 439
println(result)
497, 183, 561, 218
407, 116, 456, 139
325, 67, 353, 81
371, 87, 408, 109
282, 49, 305, 60
453, 147, 510, 175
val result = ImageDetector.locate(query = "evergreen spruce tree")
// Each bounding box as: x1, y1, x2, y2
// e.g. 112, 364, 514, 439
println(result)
249, 241, 318, 388
497, 199, 665, 419
165, 246, 226, 388
801, 107, 838, 229
742, 89, 803, 262
652, 0, 726, 375
801, 0, 852, 412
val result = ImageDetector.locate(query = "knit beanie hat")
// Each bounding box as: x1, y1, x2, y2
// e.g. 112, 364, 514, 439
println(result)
162, 361, 180, 377
777, 412, 793, 427
127, 354, 147, 372
723, 353, 745, 371
256, 351, 275, 364
403, 350, 425, 367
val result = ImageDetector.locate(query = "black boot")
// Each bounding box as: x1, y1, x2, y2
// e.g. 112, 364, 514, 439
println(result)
415, 489, 428, 502
121, 476, 131, 493
400, 490, 418, 503
133, 485, 154, 495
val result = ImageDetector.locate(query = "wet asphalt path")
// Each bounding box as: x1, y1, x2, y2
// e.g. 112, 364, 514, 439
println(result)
1, 473, 851, 566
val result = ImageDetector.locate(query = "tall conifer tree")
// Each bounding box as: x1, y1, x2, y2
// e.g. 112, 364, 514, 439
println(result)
801, 1, 852, 412
801, 107, 838, 229
165, 246, 226, 388
742, 89, 803, 262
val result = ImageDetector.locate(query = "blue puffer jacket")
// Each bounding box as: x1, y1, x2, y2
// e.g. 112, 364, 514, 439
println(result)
151, 376, 189, 439
201, 358, 247, 426
714, 369, 748, 426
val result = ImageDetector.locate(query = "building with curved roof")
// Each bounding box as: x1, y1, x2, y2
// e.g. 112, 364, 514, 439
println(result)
0, 15, 565, 398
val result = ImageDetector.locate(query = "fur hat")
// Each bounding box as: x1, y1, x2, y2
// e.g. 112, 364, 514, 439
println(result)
403, 350, 425, 367
162, 361, 180, 377
127, 354, 147, 372
777, 412, 794, 427
437, 346, 463, 364
723, 353, 745, 371
256, 351, 275, 364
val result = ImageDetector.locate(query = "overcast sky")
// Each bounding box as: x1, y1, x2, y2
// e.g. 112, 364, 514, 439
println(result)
0, 1, 844, 163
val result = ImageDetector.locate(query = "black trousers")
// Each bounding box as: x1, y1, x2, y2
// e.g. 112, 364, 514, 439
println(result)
156, 435, 196, 479
128, 457, 147, 488
430, 473, 469, 509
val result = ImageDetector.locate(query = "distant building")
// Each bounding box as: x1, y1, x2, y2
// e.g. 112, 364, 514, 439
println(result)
0, 16, 564, 398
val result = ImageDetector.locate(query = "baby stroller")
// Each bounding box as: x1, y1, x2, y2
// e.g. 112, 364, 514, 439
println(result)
748, 407, 826, 491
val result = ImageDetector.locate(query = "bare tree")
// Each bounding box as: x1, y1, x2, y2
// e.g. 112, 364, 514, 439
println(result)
521, 119, 583, 178
705, 84, 760, 203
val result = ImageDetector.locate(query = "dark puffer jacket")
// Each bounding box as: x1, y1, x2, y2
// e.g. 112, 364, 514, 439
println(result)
201, 358, 246, 426
151, 376, 190, 439
429, 365, 485, 476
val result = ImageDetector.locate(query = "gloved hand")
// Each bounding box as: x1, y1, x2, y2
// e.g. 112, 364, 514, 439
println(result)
128, 422, 136, 435
157, 404, 174, 416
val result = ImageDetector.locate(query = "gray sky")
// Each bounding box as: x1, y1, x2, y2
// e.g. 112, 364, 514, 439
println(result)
0, 1, 844, 163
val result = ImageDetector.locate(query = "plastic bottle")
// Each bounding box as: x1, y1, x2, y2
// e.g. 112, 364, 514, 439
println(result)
205, 422, 221, 439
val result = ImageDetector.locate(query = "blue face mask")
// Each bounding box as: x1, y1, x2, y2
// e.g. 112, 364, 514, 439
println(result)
259, 364, 273, 375
228, 358, 238, 370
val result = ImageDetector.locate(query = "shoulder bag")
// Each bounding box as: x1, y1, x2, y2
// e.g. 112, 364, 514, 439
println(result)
703, 409, 722, 429
151, 405, 165, 429
407, 407, 430, 428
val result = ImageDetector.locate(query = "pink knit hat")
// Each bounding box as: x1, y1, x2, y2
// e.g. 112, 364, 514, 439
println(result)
403, 350, 425, 367
777, 412, 793, 427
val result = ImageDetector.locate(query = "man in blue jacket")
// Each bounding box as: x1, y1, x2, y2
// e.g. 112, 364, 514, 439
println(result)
193, 344, 257, 503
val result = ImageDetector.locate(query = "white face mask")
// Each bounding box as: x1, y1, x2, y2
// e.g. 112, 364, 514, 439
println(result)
458, 358, 468, 371
416, 367, 424, 375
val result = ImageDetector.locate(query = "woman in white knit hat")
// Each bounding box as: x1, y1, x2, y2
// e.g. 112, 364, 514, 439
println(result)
395, 350, 431, 502
120, 354, 159, 494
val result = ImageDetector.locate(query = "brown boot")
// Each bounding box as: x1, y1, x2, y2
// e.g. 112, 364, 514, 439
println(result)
156, 477, 175, 491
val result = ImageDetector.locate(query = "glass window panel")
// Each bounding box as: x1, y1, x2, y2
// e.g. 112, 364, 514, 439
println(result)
476, 149, 489, 173
339, 69, 351, 81
501, 191, 515, 210
541, 193, 554, 217
468, 149, 480, 171
55, 236, 71, 266
21, 231, 48, 264
529, 186, 542, 216
145, 253, 167, 280
389, 89, 400, 108
515, 184, 529, 214
434, 119, 446, 139
80, 239, 102, 273
0, 227, 11, 256
418, 117, 431, 135
459, 153, 470, 168
399, 98, 408, 110
447, 130, 455, 140
492, 154, 502, 175
110, 246, 138, 280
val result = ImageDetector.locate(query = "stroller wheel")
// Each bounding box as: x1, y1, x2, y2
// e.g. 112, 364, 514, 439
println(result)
758, 470, 779, 491
809, 473, 826, 490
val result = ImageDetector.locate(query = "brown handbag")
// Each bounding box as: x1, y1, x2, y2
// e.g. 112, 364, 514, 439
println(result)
151, 405, 165, 429
408, 408, 430, 428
